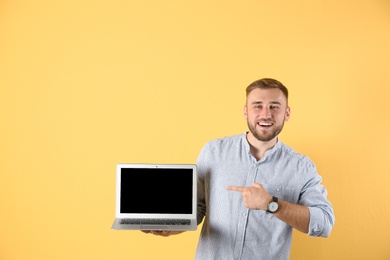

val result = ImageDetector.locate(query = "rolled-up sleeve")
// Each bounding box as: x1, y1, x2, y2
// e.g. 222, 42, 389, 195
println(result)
308, 206, 335, 237
301, 164, 335, 237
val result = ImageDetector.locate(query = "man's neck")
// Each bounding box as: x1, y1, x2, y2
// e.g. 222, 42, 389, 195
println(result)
246, 132, 278, 161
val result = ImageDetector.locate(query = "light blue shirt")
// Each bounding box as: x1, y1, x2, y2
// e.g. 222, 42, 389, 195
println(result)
195, 133, 335, 260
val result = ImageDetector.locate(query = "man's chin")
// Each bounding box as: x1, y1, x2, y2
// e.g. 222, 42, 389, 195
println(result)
256, 136, 275, 142
253, 130, 279, 142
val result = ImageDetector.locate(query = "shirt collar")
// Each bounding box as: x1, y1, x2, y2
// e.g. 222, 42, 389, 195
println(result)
242, 132, 282, 160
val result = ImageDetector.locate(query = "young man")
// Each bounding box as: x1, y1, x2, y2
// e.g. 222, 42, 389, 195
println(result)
144, 78, 335, 260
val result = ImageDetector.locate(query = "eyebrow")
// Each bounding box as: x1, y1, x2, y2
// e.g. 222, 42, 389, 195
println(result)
251, 101, 282, 105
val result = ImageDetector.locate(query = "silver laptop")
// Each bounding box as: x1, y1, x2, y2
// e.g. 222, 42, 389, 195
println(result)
111, 163, 198, 231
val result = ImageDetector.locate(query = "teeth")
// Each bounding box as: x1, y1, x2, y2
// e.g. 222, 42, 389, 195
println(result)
259, 122, 272, 126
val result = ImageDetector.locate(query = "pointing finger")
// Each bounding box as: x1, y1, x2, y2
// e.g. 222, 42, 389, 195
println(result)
226, 186, 245, 192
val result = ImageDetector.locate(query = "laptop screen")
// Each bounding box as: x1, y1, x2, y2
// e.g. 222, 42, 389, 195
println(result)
120, 167, 194, 214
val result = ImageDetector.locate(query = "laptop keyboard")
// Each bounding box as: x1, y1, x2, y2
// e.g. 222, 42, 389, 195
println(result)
120, 218, 190, 225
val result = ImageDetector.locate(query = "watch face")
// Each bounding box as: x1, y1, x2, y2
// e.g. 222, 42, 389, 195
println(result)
268, 202, 278, 212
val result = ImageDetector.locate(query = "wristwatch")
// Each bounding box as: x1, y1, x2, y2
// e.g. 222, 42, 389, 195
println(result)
266, 196, 279, 214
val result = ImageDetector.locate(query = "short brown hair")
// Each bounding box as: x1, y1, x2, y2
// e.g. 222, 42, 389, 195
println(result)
246, 78, 288, 101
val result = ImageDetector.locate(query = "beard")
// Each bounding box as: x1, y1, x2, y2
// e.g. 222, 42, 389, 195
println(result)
247, 120, 285, 142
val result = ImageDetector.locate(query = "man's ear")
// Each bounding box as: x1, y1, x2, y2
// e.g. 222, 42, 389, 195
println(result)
285, 106, 291, 121
243, 105, 248, 120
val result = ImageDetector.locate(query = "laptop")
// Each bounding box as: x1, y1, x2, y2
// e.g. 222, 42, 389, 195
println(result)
111, 163, 198, 231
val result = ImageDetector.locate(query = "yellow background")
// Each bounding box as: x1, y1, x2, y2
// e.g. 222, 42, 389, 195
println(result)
1, 1, 390, 259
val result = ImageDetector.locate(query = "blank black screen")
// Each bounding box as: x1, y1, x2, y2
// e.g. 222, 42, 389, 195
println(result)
120, 167, 193, 214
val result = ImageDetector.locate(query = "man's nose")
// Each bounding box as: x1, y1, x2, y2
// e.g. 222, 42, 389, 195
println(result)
260, 107, 271, 118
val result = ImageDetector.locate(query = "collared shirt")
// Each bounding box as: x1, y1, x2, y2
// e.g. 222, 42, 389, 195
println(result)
195, 133, 335, 260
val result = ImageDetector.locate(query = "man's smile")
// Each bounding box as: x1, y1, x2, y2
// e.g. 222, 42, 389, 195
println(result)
258, 122, 274, 127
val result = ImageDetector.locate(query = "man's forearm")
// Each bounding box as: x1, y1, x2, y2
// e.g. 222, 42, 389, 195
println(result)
274, 199, 310, 234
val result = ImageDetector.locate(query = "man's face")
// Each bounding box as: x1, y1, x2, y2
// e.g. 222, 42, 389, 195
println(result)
244, 88, 290, 142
